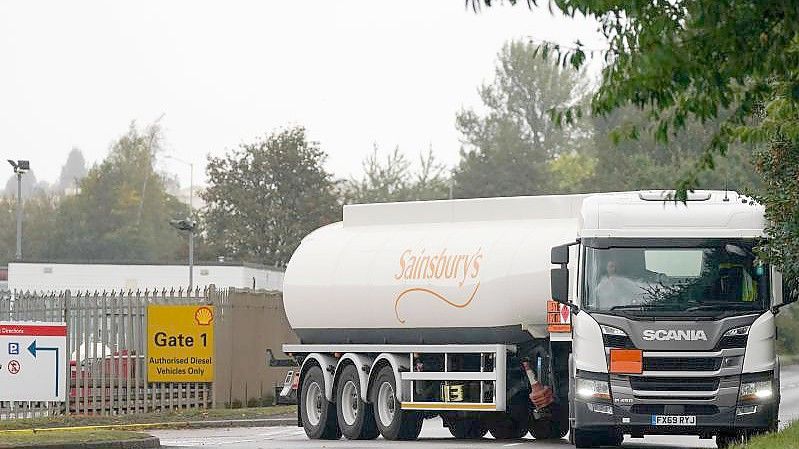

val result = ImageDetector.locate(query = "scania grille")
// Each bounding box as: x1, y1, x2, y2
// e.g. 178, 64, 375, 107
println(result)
642, 357, 721, 372
629, 376, 720, 392
604, 335, 636, 349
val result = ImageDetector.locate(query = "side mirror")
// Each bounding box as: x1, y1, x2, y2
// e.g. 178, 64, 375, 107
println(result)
551, 244, 570, 265
551, 267, 569, 303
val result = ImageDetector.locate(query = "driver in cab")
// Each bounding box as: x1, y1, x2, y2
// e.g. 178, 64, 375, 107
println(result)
595, 259, 643, 309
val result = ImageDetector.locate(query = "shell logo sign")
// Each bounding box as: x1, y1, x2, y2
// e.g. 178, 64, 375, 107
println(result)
194, 306, 214, 326
392, 248, 483, 324
147, 305, 214, 382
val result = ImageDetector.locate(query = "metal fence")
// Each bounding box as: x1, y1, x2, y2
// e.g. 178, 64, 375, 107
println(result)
0, 287, 227, 419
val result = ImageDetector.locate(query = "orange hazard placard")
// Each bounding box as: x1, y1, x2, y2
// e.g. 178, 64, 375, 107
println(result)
609, 349, 642, 374
547, 300, 572, 333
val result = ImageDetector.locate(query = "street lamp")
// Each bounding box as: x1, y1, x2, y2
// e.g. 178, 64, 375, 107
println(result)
165, 155, 195, 290
169, 218, 197, 290
7, 160, 29, 261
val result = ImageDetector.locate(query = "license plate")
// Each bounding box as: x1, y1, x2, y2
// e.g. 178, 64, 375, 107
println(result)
651, 415, 696, 426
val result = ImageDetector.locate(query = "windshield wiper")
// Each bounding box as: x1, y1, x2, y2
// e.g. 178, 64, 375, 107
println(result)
685, 303, 760, 312
609, 303, 678, 311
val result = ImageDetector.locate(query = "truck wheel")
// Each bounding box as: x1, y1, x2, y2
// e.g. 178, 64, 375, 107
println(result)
447, 417, 487, 439
529, 418, 554, 439
335, 365, 378, 440
371, 365, 422, 440
530, 404, 568, 439
488, 416, 527, 439
301, 366, 340, 439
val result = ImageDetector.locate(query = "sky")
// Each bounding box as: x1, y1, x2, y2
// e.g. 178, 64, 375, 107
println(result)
0, 1, 603, 188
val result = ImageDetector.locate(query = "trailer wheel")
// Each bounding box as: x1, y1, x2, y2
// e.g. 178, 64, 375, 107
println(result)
371, 365, 422, 440
447, 417, 487, 439
300, 366, 340, 440
488, 416, 527, 440
335, 364, 378, 440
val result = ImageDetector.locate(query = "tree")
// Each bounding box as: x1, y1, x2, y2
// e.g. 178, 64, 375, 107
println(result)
453, 40, 592, 198
590, 107, 761, 193
46, 122, 186, 262
4, 169, 41, 198
202, 127, 340, 266
0, 194, 59, 264
56, 148, 88, 193
345, 146, 450, 204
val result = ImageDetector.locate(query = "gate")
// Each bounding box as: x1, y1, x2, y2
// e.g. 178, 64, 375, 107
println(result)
0, 287, 227, 419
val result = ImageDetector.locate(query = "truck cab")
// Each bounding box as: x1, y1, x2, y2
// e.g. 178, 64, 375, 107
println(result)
551, 191, 795, 447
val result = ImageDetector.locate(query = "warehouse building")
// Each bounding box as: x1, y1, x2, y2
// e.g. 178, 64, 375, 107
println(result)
8, 261, 283, 293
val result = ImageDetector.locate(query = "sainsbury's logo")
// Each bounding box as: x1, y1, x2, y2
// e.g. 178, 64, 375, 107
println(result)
393, 248, 483, 324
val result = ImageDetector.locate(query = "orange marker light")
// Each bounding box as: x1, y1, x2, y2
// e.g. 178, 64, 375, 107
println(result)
609, 349, 643, 374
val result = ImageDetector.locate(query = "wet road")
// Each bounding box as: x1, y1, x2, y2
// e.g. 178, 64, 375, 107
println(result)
153, 364, 799, 449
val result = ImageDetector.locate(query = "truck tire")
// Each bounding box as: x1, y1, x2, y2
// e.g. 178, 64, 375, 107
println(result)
529, 418, 554, 439
488, 416, 528, 439
530, 403, 568, 439
371, 365, 422, 440
335, 364, 379, 440
447, 417, 487, 439
300, 366, 340, 439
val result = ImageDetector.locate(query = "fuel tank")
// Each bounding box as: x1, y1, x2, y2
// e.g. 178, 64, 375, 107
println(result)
283, 195, 586, 344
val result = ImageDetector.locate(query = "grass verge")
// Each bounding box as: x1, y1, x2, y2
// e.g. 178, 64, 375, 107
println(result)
0, 405, 296, 431
0, 429, 150, 448
733, 421, 799, 449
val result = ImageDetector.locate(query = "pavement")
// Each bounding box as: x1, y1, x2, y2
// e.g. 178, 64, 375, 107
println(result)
148, 365, 799, 449
151, 364, 799, 449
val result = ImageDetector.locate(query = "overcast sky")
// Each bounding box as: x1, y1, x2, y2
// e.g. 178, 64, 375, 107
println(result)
0, 1, 602, 188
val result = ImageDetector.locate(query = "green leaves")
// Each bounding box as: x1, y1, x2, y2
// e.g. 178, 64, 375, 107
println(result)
454, 40, 593, 198
201, 127, 340, 267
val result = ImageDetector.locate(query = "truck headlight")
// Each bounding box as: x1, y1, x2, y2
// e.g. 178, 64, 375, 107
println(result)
576, 378, 611, 400
600, 325, 627, 336
739, 380, 772, 401
724, 326, 751, 337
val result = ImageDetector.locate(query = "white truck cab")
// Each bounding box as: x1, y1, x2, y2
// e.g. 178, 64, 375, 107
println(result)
550, 190, 793, 447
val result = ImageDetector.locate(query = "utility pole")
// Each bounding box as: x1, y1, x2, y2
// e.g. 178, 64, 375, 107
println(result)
7, 160, 30, 260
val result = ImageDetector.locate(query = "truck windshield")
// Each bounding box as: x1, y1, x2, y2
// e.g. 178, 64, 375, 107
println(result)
582, 240, 769, 316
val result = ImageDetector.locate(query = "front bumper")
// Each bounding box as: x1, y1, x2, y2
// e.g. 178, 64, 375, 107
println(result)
575, 400, 777, 435
574, 372, 778, 435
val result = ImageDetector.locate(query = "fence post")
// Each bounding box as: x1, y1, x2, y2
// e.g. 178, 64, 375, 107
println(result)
64, 290, 71, 416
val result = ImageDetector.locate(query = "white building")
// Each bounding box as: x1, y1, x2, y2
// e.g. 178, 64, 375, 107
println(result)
8, 261, 283, 293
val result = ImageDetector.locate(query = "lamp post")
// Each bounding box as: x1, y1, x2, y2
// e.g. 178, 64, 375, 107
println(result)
165, 155, 195, 290
7, 160, 29, 261
169, 218, 197, 290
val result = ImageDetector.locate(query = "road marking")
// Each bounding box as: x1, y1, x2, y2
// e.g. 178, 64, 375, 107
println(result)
503, 443, 524, 447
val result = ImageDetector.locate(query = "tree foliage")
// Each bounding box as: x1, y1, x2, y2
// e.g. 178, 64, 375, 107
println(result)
47, 122, 186, 261
56, 148, 88, 193
453, 40, 592, 198
202, 127, 340, 266
345, 146, 450, 204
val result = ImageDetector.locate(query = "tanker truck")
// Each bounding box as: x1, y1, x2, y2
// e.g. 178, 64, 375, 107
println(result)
281, 190, 794, 447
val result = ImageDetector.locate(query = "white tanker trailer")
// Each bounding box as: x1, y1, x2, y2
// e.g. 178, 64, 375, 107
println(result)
282, 191, 793, 448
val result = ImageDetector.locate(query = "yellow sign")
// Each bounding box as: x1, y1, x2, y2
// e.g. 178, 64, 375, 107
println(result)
147, 305, 215, 382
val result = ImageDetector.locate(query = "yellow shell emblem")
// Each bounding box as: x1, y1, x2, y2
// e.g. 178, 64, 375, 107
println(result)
194, 306, 214, 326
